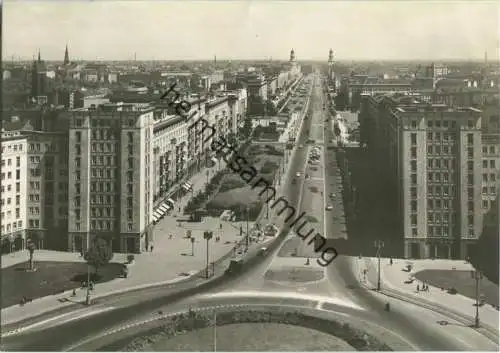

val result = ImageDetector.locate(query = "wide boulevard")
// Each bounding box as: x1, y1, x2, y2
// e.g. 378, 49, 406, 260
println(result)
2, 73, 498, 352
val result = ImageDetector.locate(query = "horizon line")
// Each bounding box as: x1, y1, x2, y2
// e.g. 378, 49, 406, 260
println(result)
3, 56, 497, 63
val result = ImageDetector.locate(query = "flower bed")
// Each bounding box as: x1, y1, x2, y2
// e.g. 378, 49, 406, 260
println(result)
119, 309, 392, 351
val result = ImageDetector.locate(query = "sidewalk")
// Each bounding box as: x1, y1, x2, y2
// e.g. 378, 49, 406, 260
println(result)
353, 256, 499, 330
2, 83, 309, 328
1, 160, 244, 326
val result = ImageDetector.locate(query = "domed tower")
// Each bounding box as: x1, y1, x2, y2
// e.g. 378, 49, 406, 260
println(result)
289, 48, 295, 62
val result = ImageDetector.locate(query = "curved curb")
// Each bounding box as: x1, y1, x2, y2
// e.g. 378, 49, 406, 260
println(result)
2, 80, 314, 334
68, 304, 390, 352
359, 280, 499, 344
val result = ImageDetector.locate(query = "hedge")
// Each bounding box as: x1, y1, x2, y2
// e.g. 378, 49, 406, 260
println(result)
118, 309, 392, 351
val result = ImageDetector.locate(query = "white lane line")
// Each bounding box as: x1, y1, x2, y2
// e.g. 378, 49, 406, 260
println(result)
2, 306, 116, 337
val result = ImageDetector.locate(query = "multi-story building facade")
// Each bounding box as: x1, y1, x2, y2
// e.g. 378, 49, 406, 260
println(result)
205, 95, 232, 148
1, 128, 68, 253
227, 88, 248, 132
1, 84, 247, 255
1, 131, 28, 253
152, 110, 189, 206
359, 93, 499, 260
66, 102, 154, 253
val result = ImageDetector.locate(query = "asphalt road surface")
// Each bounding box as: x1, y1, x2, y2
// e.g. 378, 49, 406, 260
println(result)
2, 73, 498, 352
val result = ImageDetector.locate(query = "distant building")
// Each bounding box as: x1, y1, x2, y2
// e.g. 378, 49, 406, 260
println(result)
31, 51, 49, 104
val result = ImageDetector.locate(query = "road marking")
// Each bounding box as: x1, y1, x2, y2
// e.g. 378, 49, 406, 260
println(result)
2, 306, 116, 337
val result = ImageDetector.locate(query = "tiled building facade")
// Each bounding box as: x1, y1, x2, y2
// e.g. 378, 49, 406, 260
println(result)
359, 93, 499, 259
66, 103, 154, 253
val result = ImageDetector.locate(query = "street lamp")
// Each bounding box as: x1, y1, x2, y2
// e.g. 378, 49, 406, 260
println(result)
471, 270, 483, 328
85, 235, 91, 305
245, 205, 250, 252
374, 240, 384, 291
203, 231, 213, 279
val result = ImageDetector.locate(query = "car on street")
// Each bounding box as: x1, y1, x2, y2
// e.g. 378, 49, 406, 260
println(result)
330, 193, 336, 199
326, 205, 333, 211
296, 172, 301, 177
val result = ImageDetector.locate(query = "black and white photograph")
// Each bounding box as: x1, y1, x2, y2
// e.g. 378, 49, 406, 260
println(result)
1, 1, 499, 351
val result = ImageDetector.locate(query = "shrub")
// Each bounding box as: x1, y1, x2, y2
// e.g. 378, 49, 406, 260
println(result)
119, 308, 391, 352
219, 179, 246, 192
260, 161, 278, 174
266, 146, 283, 156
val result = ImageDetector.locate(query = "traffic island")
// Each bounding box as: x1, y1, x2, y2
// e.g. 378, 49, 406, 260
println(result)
104, 308, 392, 351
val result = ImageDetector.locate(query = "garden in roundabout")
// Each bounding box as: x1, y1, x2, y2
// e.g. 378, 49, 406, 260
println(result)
103, 307, 393, 351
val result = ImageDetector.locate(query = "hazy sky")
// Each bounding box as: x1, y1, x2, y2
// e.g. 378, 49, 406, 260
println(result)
3, 1, 500, 61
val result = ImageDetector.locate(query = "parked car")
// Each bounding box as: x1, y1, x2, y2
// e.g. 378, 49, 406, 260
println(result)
326, 205, 333, 211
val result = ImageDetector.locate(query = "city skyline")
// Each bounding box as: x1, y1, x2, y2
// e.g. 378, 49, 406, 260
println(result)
3, 1, 499, 62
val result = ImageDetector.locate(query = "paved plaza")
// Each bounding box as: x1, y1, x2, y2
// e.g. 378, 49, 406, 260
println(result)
352, 256, 499, 330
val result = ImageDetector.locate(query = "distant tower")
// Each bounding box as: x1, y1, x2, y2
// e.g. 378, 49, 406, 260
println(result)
64, 44, 70, 65
327, 49, 335, 85
214, 54, 217, 67
289, 48, 295, 62
32, 50, 48, 104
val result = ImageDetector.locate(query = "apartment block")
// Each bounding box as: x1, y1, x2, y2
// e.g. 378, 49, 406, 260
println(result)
66, 102, 154, 253
152, 110, 189, 206
360, 93, 499, 260
1, 129, 68, 252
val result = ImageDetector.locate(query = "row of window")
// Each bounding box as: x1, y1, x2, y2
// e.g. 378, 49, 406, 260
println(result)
90, 182, 117, 193
1, 157, 21, 167
482, 159, 497, 169
482, 146, 497, 155
91, 142, 118, 153
482, 173, 497, 182
1, 220, 23, 234
90, 207, 115, 218
426, 158, 458, 170
28, 219, 40, 228
427, 144, 461, 156
1, 143, 24, 153
1, 196, 21, 206
91, 168, 116, 179
1, 170, 21, 180
1, 182, 21, 193
73, 221, 134, 231
427, 172, 455, 184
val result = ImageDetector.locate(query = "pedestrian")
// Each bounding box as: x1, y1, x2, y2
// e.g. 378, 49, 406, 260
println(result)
72, 288, 76, 297
389, 257, 393, 266
150, 245, 154, 252
416, 284, 419, 292
240, 225, 243, 236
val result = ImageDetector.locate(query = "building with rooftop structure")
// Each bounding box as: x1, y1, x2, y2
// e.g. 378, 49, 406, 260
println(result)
359, 93, 499, 259
66, 102, 155, 253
